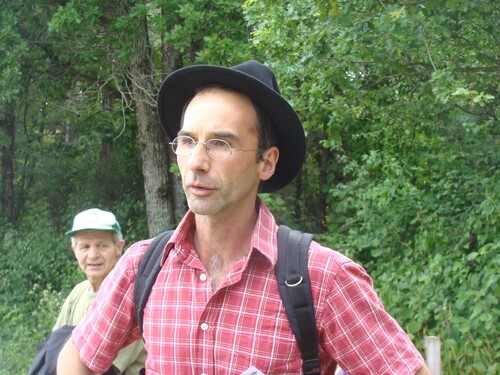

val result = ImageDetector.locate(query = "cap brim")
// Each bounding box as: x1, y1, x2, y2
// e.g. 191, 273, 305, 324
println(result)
65, 227, 120, 236
157, 65, 305, 193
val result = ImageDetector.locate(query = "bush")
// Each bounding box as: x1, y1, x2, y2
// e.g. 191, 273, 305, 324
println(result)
326, 150, 499, 373
0, 216, 80, 373
0, 285, 67, 374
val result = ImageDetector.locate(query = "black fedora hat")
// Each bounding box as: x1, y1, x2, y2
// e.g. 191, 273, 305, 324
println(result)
157, 60, 305, 193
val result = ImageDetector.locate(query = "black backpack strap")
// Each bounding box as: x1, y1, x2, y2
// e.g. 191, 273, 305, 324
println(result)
134, 230, 174, 334
276, 225, 319, 375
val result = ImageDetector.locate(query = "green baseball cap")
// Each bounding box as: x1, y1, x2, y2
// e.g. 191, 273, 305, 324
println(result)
65, 208, 122, 236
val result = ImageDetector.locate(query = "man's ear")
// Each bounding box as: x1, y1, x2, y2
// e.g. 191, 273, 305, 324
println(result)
117, 239, 126, 255
259, 146, 279, 182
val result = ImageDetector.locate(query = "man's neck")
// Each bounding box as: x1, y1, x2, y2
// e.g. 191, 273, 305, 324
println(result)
87, 278, 102, 293
193, 200, 259, 291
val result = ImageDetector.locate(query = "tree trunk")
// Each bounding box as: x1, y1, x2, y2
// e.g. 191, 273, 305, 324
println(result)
161, 38, 186, 221
0, 103, 16, 223
130, 16, 176, 237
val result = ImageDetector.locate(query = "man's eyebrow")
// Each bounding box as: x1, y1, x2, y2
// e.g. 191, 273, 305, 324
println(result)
177, 130, 240, 141
211, 131, 239, 141
177, 130, 192, 137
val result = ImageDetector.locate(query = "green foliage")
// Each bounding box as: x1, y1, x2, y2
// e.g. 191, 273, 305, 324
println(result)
259, 192, 296, 226
0, 9, 27, 104
0, 216, 80, 373
245, 0, 499, 372
0, 285, 67, 374
162, 0, 254, 64
0, 217, 78, 307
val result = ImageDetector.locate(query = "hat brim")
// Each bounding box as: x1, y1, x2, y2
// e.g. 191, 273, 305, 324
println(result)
157, 64, 305, 193
65, 227, 121, 236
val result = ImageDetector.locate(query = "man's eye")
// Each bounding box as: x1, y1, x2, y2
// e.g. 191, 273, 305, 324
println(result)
209, 139, 229, 149
180, 137, 195, 146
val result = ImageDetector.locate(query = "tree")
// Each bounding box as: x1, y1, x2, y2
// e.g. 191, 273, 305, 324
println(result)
0, 103, 16, 222
244, 0, 499, 371
43, 0, 254, 234
0, 7, 27, 223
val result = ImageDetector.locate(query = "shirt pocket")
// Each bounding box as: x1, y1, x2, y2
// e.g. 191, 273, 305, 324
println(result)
215, 329, 302, 374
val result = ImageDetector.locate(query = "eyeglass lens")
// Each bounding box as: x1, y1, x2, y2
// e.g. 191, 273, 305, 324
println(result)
171, 136, 232, 159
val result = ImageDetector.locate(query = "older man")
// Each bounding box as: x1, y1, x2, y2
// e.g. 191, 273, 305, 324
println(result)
54, 208, 145, 374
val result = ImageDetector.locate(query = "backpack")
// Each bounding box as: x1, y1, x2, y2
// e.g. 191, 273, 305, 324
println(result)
28, 325, 120, 375
28, 325, 75, 375
134, 225, 319, 375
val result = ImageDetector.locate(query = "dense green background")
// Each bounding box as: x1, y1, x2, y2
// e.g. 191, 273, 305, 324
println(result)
1, 0, 498, 373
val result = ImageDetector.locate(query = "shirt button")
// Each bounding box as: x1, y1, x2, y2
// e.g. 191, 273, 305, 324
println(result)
201, 322, 209, 331
200, 273, 207, 281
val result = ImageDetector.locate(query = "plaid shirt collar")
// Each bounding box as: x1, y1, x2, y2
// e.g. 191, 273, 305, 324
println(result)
161, 198, 278, 268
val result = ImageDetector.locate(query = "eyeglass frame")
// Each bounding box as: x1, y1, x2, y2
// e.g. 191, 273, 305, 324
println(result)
169, 135, 261, 160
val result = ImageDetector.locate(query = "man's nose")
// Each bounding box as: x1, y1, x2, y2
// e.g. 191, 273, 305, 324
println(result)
87, 246, 99, 258
186, 142, 210, 169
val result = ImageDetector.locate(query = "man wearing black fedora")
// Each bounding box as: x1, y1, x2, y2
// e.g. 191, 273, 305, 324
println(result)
58, 60, 431, 374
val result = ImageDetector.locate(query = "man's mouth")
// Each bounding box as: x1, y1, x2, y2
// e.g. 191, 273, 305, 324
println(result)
187, 184, 214, 196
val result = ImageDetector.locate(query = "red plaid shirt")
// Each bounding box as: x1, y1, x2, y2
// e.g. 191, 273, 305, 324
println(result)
72, 200, 424, 374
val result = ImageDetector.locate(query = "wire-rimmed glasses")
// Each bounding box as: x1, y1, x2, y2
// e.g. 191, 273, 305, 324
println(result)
170, 135, 260, 160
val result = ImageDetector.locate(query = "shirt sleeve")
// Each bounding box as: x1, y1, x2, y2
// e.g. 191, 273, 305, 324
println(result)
113, 339, 146, 374
71, 242, 146, 373
319, 259, 425, 374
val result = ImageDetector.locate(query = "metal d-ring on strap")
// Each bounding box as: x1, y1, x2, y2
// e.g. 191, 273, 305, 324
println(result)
276, 226, 319, 375
285, 276, 303, 287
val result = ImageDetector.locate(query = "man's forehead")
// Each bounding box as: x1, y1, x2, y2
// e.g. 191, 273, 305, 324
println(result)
181, 89, 258, 135
73, 230, 114, 241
